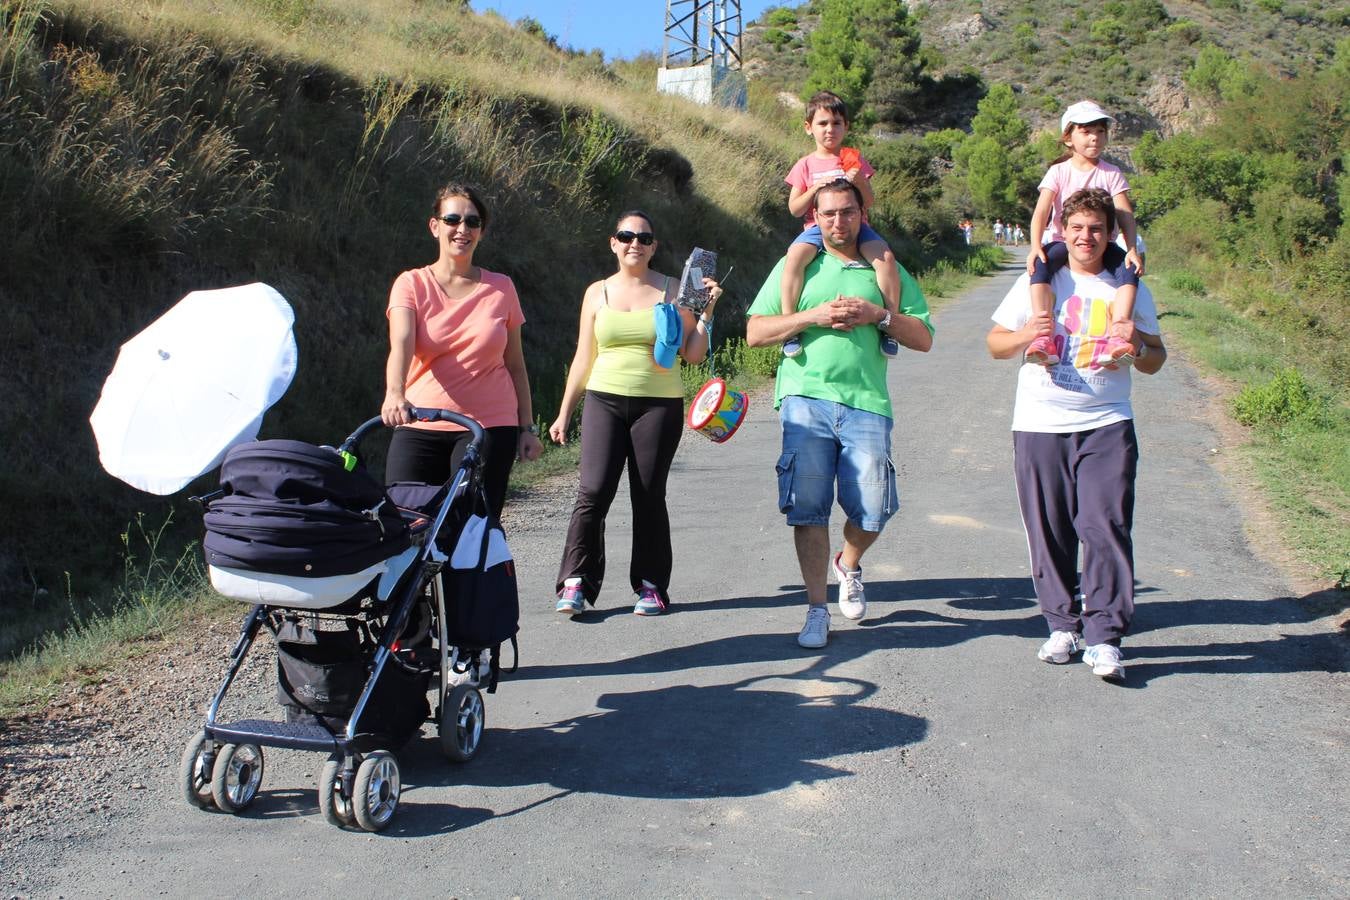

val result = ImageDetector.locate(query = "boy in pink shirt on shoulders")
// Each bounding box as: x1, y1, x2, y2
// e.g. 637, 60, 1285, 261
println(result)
780, 91, 901, 359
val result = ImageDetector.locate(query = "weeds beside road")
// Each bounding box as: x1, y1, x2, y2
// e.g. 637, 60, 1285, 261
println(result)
1151, 270, 1348, 591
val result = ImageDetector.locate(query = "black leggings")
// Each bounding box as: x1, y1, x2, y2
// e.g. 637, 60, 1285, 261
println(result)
386, 425, 519, 519
556, 390, 684, 606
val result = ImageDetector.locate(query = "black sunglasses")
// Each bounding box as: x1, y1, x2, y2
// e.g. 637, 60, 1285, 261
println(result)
439, 213, 483, 229
614, 230, 655, 246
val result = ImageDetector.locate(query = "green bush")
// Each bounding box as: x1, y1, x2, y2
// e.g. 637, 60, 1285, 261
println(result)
1233, 368, 1327, 427
680, 337, 780, 398
1166, 19, 1203, 43
1089, 18, 1127, 45
720, 337, 783, 379
964, 245, 1007, 274
1166, 270, 1208, 295
763, 28, 793, 49
1246, 188, 1332, 263
765, 7, 797, 28
1145, 199, 1231, 268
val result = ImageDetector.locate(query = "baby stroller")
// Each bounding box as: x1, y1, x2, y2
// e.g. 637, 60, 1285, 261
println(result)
178, 409, 518, 832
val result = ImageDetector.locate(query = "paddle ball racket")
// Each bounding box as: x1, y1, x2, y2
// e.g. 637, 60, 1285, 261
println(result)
676, 247, 719, 314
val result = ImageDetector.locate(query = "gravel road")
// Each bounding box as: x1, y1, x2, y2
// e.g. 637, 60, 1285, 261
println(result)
3, 263, 1345, 898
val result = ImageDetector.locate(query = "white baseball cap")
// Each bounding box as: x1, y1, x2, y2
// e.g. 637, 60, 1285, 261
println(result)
1061, 100, 1116, 133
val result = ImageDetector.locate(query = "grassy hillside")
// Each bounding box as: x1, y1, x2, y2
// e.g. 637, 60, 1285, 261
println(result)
748, 0, 1349, 137
0, 0, 991, 655
0, 0, 794, 650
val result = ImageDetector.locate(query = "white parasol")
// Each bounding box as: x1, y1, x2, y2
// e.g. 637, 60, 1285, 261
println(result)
89, 282, 298, 495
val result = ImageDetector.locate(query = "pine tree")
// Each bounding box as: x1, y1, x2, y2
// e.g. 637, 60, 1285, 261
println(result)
804, 0, 926, 126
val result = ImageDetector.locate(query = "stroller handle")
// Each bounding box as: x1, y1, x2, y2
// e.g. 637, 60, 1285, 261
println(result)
408, 408, 487, 441
338, 409, 487, 463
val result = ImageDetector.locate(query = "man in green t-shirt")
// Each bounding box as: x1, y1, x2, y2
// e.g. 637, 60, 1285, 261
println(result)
747, 179, 935, 649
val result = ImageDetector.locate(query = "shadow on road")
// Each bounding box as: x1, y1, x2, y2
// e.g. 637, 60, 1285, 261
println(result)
213, 583, 1347, 833
377, 662, 926, 837
1109, 587, 1349, 687
513, 577, 1044, 684
238, 785, 498, 836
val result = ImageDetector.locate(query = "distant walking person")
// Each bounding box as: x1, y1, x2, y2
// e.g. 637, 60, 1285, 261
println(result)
747, 179, 934, 649
986, 188, 1167, 682
381, 182, 542, 517
549, 211, 723, 617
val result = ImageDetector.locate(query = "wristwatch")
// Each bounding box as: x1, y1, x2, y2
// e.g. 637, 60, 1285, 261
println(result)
878, 310, 892, 331
524, 424, 540, 435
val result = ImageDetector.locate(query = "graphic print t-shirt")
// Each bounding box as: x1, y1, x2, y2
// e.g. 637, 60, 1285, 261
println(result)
991, 269, 1160, 433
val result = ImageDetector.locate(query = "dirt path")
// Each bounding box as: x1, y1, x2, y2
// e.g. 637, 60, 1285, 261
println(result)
4, 264, 1346, 898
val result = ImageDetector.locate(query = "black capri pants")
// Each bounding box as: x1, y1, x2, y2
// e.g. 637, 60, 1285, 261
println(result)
386, 424, 519, 519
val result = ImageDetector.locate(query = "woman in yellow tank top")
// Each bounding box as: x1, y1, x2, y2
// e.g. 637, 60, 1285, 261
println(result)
547, 211, 723, 616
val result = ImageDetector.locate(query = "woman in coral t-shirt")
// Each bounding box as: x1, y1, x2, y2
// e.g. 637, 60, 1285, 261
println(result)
380, 182, 542, 517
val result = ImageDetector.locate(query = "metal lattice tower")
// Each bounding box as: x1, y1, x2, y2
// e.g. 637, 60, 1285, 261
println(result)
662, 0, 742, 71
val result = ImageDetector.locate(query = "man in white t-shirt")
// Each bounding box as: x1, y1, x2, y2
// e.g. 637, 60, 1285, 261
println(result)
986, 188, 1167, 682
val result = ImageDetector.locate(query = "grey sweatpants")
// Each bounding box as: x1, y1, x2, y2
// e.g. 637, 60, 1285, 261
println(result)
1013, 420, 1138, 646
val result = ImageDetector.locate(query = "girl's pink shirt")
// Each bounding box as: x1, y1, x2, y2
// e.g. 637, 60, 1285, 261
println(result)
1039, 159, 1130, 242
387, 266, 525, 431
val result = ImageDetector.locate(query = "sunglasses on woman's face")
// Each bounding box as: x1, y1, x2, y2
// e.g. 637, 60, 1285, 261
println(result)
614, 230, 654, 246
439, 213, 483, 229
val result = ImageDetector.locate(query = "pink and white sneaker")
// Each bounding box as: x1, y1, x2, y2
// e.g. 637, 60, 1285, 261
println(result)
1025, 335, 1060, 367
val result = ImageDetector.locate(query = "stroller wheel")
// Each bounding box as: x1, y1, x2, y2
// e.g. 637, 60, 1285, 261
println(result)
179, 730, 215, 810
439, 684, 485, 763
210, 743, 264, 813
352, 750, 400, 832
319, 755, 355, 828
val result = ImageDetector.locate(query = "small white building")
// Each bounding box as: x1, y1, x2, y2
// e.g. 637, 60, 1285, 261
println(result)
657, 0, 746, 110
656, 63, 746, 108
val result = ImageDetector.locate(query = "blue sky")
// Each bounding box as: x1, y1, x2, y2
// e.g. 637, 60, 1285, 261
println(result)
475, 1, 785, 60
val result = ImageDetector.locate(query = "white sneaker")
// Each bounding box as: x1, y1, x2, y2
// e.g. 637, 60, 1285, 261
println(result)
1037, 630, 1082, 664
447, 648, 490, 687
797, 606, 830, 648
831, 552, 866, 621
1083, 644, 1125, 681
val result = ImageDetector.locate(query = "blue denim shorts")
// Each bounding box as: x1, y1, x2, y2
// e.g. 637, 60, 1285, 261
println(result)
792, 223, 885, 248
775, 395, 897, 531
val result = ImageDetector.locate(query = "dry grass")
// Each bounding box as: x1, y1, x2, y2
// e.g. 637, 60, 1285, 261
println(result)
58, 0, 798, 222
0, 0, 804, 630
